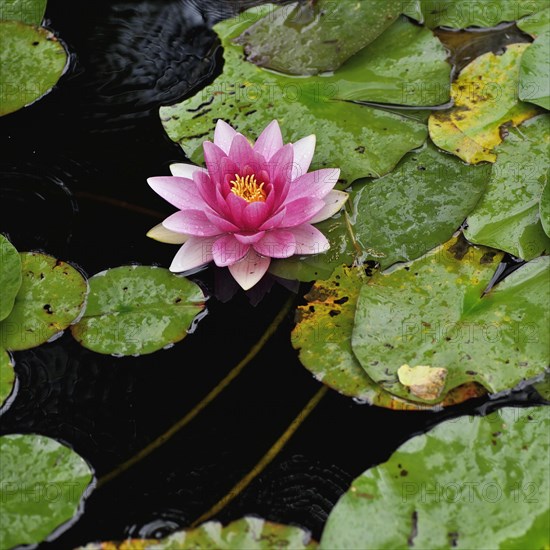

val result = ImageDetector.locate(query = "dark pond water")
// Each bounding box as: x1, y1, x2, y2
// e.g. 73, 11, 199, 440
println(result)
0, 1, 545, 548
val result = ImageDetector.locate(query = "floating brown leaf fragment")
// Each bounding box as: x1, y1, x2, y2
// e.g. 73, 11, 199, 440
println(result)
429, 44, 538, 163
398, 364, 448, 400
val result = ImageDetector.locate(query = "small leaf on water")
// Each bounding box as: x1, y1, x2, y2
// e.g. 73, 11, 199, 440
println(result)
71, 266, 205, 356
0, 252, 88, 351
0, 0, 47, 25
429, 44, 538, 163
397, 364, 447, 400
0, 21, 68, 116
0, 433, 93, 549
0, 235, 22, 322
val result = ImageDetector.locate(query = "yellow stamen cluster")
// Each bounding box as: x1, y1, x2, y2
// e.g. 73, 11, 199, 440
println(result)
230, 174, 266, 203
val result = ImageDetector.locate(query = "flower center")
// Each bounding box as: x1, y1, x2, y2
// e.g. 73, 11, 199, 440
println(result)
230, 174, 266, 203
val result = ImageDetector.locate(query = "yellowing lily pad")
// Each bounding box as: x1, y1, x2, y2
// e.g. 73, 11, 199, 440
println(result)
0, 252, 88, 351
0, 235, 22, 321
397, 364, 447, 400
0, 433, 93, 549
71, 266, 205, 356
0, 20, 68, 116
429, 44, 538, 163
292, 265, 486, 408
464, 114, 550, 260
78, 518, 317, 549
351, 236, 549, 404
320, 406, 550, 549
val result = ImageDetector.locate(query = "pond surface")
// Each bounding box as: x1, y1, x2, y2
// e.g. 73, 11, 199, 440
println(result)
0, 1, 545, 547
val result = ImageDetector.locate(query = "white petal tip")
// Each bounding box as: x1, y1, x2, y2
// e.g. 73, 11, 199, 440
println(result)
146, 223, 188, 244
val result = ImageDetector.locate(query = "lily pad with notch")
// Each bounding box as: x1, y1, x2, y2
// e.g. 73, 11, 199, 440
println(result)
0, 252, 88, 351
320, 406, 550, 549
71, 266, 205, 356
351, 236, 549, 404
0, 234, 22, 321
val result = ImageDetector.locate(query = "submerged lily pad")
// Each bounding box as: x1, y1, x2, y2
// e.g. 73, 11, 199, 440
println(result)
79, 518, 317, 549
0, 235, 22, 321
419, 0, 548, 29
320, 406, 550, 549
518, 8, 550, 110
160, 5, 452, 183
464, 114, 550, 260
71, 266, 205, 356
235, 0, 403, 75
292, 265, 486, 408
0, 20, 68, 116
0, 0, 47, 24
429, 44, 538, 163
272, 141, 489, 282
352, 237, 549, 404
0, 252, 88, 351
0, 433, 93, 549
0, 349, 15, 408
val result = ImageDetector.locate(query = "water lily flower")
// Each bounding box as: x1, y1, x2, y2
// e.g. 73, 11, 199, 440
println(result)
147, 119, 347, 290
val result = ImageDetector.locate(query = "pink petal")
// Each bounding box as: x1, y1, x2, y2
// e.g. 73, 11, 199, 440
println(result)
204, 209, 240, 233
203, 141, 229, 185
280, 197, 325, 227
228, 249, 271, 290
286, 168, 341, 202
291, 135, 315, 180
148, 176, 205, 210
212, 235, 250, 267
170, 163, 207, 178
169, 237, 215, 272
291, 224, 330, 255
267, 144, 294, 206
253, 230, 296, 258
308, 190, 349, 224
214, 119, 238, 154
146, 223, 188, 244
163, 210, 222, 237
243, 201, 268, 229
226, 192, 247, 226
229, 134, 262, 174
234, 231, 265, 244
253, 120, 283, 161
259, 207, 286, 231
193, 171, 220, 212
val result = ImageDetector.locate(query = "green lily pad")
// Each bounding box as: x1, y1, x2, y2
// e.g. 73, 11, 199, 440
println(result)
0, 0, 47, 24
71, 266, 205, 356
0, 235, 22, 321
534, 372, 550, 400
160, 5, 450, 184
518, 8, 550, 110
429, 44, 538, 163
235, 0, 403, 75
0, 252, 88, 351
464, 114, 550, 260
0, 349, 15, 409
320, 406, 550, 549
292, 265, 486, 408
272, 140, 489, 282
0, 20, 68, 116
79, 518, 317, 549
419, 0, 548, 29
541, 180, 550, 237
0, 433, 93, 549
352, 236, 549, 404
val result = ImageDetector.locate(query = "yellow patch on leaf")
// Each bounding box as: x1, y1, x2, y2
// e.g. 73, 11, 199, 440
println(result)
398, 364, 447, 401
429, 44, 538, 164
